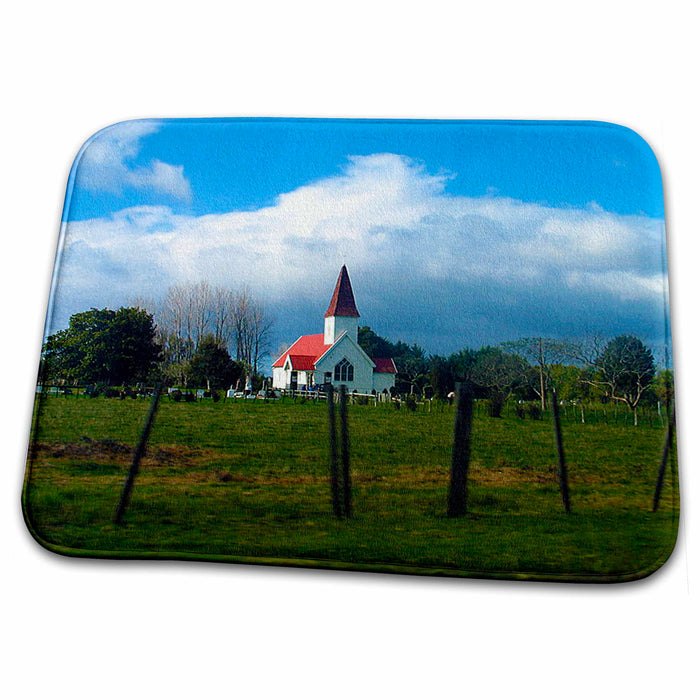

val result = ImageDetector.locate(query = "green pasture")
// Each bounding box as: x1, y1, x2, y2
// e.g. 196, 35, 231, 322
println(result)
23, 395, 679, 581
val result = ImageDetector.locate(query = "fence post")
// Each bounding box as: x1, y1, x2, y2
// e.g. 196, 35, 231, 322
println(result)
339, 384, 352, 518
551, 389, 571, 514
447, 382, 473, 517
653, 406, 676, 512
327, 386, 342, 517
114, 382, 164, 524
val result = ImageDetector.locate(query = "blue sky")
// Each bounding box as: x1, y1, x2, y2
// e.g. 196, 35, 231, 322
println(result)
51, 118, 670, 366
65, 119, 664, 221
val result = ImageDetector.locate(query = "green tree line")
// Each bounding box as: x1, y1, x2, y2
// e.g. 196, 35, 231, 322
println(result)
42, 307, 249, 392
358, 326, 671, 424
41, 308, 672, 424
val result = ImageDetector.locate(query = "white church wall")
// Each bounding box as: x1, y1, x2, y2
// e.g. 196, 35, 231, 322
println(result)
272, 366, 318, 390
272, 367, 287, 389
297, 370, 313, 387
315, 335, 374, 393
372, 372, 396, 394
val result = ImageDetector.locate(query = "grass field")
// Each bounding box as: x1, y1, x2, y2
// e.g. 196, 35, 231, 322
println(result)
23, 394, 679, 581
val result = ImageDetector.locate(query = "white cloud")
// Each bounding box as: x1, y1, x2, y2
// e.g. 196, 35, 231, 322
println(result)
126, 160, 191, 200
75, 120, 192, 201
565, 269, 665, 301
53, 153, 669, 348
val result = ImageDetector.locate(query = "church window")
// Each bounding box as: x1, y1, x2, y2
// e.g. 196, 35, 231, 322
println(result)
334, 358, 354, 382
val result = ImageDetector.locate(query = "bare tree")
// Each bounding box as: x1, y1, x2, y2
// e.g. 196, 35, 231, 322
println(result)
248, 301, 273, 373
147, 281, 273, 380
157, 282, 215, 351
567, 335, 656, 426
159, 284, 191, 358
211, 286, 237, 348
129, 295, 158, 315
501, 338, 570, 411
189, 281, 215, 348
234, 288, 251, 365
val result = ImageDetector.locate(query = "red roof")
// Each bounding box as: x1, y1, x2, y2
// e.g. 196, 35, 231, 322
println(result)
272, 334, 330, 368
373, 358, 397, 374
324, 265, 360, 318
288, 355, 317, 371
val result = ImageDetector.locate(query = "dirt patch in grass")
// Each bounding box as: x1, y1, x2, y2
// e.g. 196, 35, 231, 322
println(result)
149, 444, 203, 467
31, 440, 207, 469
201, 471, 324, 486
34, 438, 132, 459
28, 438, 639, 491
469, 460, 613, 487
473, 467, 555, 485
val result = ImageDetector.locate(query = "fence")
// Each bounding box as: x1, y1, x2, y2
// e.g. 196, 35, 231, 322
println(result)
37, 382, 673, 521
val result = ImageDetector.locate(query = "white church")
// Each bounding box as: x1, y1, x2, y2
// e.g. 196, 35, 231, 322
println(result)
272, 266, 397, 394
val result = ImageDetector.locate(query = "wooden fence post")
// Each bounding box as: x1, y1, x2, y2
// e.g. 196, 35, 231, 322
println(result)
327, 386, 342, 517
551, 389, 571, 514
339, 384, 352, 518
653, 406, 676, 512
447, 382, 473, 517
114, 382, 163, 524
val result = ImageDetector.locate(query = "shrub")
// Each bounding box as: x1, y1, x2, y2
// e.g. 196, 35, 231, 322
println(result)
211, 391, 220, 402
183, 392, 195, 402
171, 389, 182, 402
406, 394, 418, 412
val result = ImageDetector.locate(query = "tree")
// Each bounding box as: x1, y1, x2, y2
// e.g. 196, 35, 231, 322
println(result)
468, 347, 529, 417
548, 364, 584, 402
158, 332, 195, 368
576, 335, 656, 425
357, 327, 429, 395
153, 282, 273, 376
396, 348, 429, 395
652, 369, 675, 410
211, 286, 237, 350
358, 326, 396, 359
501, 338, 570, 410
43, 307, 161, 385
247, 300, 273, 373
187, 335, 246, 391
448, 348, 477, 383
428, 355, 455, 399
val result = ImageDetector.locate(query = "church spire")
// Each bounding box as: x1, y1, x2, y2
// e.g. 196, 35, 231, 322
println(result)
324, 265, 360, 318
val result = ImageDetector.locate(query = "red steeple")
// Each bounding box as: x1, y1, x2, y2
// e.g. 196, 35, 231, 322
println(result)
324, 265, 360, 318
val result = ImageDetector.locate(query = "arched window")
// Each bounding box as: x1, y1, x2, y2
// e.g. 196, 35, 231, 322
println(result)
334, 358, 354, 382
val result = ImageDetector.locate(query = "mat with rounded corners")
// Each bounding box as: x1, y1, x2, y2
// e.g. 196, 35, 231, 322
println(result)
24, 119, 679, 582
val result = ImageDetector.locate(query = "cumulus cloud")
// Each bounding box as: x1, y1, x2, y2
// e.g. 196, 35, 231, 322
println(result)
52, 153, 669, 354
74, 120, 192, 201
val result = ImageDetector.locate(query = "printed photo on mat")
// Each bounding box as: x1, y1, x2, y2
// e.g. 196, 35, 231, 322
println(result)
24, 119, 678, 581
